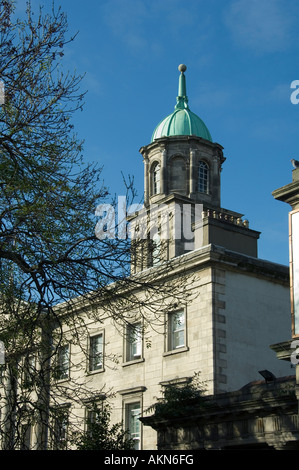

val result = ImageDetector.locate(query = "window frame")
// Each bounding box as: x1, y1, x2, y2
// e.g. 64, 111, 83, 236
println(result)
198, 160, 209, 194
22, 354, 36, 388
88, 332, 104, 373
151, 161, 161, 196
125, 322, 143, 363
167, 309, 187, 353
56, 344, 70, 381
85, 398, 105, 435
119, 387, 145, 450
51, 407, 69, 450
125, 401, 142, 450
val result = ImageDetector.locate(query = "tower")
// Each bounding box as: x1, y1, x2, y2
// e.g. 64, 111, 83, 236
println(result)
130, 65, 260, 273
144, 63, 222, 208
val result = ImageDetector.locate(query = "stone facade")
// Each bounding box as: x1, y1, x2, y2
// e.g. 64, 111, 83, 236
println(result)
40, 242, 291, 450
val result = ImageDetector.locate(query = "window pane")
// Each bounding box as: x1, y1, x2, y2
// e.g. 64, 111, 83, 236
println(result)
198, 161, 209, 194
126, 402, 141, 450
24, 355, 35, 386
53, 412, 68, 450
86, 405, 102, 436
170, 311, 185, 349
89, 334, 103, 371
152, 163, 160, 195
57, 345, 69, 380
127, 323, 142, 361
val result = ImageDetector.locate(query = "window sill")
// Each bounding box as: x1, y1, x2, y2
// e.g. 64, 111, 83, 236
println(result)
122, 357, 145, 368
163, 346, 189, 357
86, 367, 105, 376
56, 377, 70, 383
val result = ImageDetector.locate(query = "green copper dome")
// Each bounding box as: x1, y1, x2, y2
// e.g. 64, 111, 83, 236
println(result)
151, 64, 212, 142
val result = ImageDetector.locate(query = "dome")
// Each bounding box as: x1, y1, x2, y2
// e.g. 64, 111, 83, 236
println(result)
152, 107, 212, 142
151, 65, 212, 143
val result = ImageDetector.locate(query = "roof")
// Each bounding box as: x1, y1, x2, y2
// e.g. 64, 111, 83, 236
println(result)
151, 64, 212, 143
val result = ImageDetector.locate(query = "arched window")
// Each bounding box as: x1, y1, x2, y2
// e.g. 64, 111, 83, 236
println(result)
151, 162, 160, 195
170, 156, 186, 192
198, 161, 209, 194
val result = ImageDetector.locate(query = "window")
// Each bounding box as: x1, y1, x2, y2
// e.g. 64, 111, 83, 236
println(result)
23, 355, 36, 387
151, 162, 160, 195
125, 402, 141, 450
56, 344, 69, 380
52, 409, 68, 450
198, 161, 209, 194
86, 408, 98, 434
168, 310, 185, 350
89, 334, 103, 372
85, 401, 104, 436
126, 323, 142, 362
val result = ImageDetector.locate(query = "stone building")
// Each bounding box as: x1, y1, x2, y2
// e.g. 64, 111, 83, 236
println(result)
0, 65, 293, 450
142, 166, 299, 450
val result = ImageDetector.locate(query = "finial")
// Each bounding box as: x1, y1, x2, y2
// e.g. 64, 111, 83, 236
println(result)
176, 64, 188, 109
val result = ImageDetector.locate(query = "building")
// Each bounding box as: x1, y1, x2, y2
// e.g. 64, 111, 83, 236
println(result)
141, 166, 299, 451
0, 65, 292, 450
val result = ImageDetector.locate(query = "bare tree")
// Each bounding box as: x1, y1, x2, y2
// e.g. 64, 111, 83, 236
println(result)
0, 1, 193, 450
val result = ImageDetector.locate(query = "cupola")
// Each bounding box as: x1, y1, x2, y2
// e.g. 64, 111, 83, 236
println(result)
151, 64, 212, 142
140, 65, 224, 208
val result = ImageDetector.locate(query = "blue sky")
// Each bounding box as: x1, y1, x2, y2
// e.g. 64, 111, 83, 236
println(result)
15, 0, 299, 266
